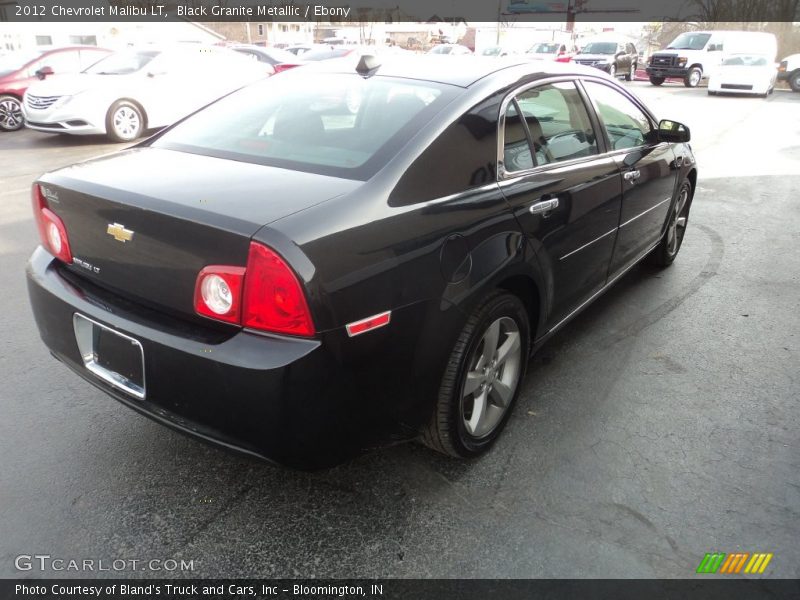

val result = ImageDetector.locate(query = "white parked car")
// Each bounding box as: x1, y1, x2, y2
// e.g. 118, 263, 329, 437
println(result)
777, 53, 800, 92
427, 44, 472, 56
707, 54, 777, 97
22, 45, 266, 142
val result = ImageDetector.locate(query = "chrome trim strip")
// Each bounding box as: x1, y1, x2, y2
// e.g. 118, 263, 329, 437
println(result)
619, 197, 671, 228
541, 238, 662, 340
559, 228, 618, 261
420, 182, 499, 208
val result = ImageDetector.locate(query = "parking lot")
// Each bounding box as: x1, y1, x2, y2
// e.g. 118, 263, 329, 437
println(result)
1, 81, 798, 578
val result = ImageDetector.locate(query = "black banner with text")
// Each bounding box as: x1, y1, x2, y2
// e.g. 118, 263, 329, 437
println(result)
3, 579, 800, 600
1, 0, 799, 23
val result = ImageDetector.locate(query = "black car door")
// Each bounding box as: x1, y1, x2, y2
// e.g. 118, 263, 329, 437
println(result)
581, 80, 678, 277
497, 80, 622, 329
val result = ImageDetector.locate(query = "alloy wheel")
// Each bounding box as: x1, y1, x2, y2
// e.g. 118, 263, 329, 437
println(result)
689, 69, 701, 87
112, 106, 141, 140
461, 316, 522, 439
667, 184, 690, 256
0, 96, 23, 131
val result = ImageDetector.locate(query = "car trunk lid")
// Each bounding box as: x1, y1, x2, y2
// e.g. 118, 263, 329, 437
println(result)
39, 147, 360, 320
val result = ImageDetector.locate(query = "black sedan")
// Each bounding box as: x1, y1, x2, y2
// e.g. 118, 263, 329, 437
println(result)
26, 57, 696, 468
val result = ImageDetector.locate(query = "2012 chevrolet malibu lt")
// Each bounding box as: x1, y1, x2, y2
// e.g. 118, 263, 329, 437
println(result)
27, 57, 697, 468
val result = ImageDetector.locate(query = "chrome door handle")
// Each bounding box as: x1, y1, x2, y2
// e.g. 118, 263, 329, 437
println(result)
623, 170, 641, 182
529, 197, 559, 215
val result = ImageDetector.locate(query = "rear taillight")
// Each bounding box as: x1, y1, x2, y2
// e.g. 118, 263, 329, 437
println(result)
32, 183, 72, 264
194, 266, 245, 324
193, 242, 315, 337
273, 63, 298, 73
242, 242, 315, 337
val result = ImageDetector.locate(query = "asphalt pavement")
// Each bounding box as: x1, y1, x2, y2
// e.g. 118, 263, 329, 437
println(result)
1, 82, 798, 578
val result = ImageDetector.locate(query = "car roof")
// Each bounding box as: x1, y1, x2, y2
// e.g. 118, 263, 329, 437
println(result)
297, 55, 606, 87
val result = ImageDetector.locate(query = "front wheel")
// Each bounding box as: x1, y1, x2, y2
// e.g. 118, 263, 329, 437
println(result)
0, 95, 23, 131
106, 100, 144, 142
648, 179, 692, 267
649, 76, 665, 86
684, 67, 702, 88
421, 292, 529, 458
625, 62, 636, 81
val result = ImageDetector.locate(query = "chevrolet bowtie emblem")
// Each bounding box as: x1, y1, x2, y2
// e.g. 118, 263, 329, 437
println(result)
107, 223, 134, 243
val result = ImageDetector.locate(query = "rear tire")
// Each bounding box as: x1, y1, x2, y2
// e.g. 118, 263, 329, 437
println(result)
421, 292, 529, 458
106, 100, 144, 143
789, 71, 800, 92
684, 67, 702, 88
649, 76, 665, 86
0, 94, 23, 131
648, 179, 692, 268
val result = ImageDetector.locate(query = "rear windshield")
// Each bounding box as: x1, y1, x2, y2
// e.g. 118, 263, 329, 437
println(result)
579, 42, 617, 55
152, 72, 457, 180
529, 43, 560, 54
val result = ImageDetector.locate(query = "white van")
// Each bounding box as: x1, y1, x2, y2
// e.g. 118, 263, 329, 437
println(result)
646, 31, 777, 87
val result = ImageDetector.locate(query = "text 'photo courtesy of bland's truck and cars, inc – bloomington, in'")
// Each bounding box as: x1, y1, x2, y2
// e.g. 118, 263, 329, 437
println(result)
1, 0, 799, 596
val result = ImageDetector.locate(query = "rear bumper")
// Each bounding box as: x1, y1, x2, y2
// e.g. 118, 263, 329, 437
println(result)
26, 247, 420, 468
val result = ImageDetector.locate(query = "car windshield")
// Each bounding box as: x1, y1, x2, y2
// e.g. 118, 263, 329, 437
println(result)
579, 42, 616, 55
84, 50, 159, 75
428, 45, 453, 55
0, 50, 43, 75
152, 72, 456, 180
722, 54, 769, 66
482, 46, 503, 56
666, 32, 712, 50
528, 43, 560, 54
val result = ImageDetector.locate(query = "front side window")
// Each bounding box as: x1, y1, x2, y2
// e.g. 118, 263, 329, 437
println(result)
583, 81, 654, 150
503, 81, 598, 171
154, 73, 455, 180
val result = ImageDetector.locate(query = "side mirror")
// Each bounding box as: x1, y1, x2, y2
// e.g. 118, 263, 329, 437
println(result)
35, 66, 54, 80
658, 119, 690, 143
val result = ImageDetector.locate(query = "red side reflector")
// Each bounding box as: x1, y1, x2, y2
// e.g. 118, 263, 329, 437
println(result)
346, 311, 391, 337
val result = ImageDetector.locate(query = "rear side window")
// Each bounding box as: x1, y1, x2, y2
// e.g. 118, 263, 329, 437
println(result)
583, 81, 655, 150
503, 81, 598, 171
154, 73, 455, 180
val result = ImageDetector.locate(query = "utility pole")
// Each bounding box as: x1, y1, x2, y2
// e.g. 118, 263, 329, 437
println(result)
496, 0, 502, 44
